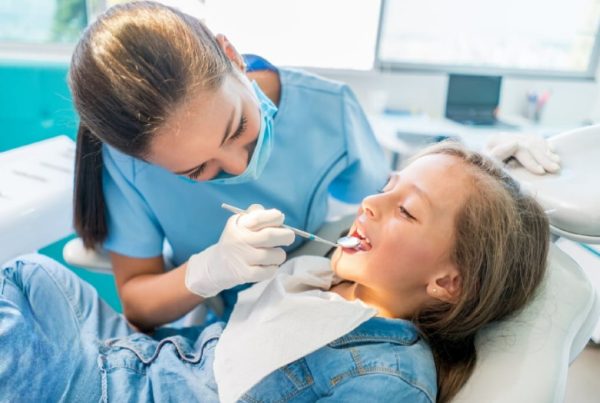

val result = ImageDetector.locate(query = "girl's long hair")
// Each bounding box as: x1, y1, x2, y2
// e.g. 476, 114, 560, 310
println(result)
410, 143, 549, 402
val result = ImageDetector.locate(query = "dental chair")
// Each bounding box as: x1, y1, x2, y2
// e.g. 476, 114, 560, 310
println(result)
59, 126, 600, 402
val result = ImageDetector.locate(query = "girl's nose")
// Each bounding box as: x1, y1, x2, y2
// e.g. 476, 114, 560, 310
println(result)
360, 195, 379, 220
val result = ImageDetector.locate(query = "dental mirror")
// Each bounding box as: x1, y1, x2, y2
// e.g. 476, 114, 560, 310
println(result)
336, 236, 361, 249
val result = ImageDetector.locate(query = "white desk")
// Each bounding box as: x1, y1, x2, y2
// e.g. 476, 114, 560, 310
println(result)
368, 113, 570, 167
0, 136, 75, 263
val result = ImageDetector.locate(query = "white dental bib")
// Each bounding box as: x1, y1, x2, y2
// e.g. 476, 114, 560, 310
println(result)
214, 256, 377, 403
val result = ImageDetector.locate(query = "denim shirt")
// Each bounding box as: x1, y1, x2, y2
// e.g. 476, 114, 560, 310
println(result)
215, 256, 436, 403
100, 318, 436, 403
242, 317, 437, 402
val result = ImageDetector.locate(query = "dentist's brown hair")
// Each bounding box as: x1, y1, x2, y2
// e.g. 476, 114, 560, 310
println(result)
69, 1, 232, 248
410, 142, 549, 402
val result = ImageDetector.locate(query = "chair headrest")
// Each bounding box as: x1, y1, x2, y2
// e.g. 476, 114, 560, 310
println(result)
452, 243, 599, 402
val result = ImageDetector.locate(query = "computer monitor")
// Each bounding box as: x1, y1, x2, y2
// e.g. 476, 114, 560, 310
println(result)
445, 74, 502, 125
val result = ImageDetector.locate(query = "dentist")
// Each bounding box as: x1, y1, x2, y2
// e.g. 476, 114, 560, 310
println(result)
69, 1, 389, 330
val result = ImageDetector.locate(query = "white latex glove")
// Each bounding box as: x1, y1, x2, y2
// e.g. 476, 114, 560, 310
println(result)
185, 204, 295, 298
485, 133, 561, 175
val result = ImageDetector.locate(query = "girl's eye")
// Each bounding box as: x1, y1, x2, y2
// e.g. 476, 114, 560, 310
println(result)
399, 206, 415, 220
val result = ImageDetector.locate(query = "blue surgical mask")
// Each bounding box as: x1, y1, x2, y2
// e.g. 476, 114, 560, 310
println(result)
185, 81, 276, 185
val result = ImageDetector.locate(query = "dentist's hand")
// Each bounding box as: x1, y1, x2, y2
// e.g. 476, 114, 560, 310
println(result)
485, 133, 561, 175
185, 204, 296, 298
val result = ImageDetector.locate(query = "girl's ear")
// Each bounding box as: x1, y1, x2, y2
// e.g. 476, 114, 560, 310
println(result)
426, 266, 461, 304
215, 34, 246, 72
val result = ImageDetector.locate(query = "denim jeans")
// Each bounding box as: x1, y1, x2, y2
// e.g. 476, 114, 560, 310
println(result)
0, 254, 220, 402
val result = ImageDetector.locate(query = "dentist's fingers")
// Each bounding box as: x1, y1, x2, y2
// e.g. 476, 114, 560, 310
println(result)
243, 227, 296, 248
246, 203, 265, 212
547, 148, 561, 163
515, 150, 545, 174
529, 146, 560, 173
487, 140, 519, 162
246, 247, 287, 266
547, 141, 561, 160
238, 208, 286, 231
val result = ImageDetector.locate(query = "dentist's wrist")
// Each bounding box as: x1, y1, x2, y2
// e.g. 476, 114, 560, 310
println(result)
184, 245, 223, 298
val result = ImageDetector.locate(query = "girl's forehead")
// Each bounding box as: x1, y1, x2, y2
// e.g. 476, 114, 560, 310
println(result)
402, 154, 473, 209
401, 154, 469, 188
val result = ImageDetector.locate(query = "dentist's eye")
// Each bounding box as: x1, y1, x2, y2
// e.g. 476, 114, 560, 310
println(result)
377, 173, 398, 193
188, 163, 207, 179
228, 115, 248, 142
399, 206, 415, 220
377, 178, 393, 193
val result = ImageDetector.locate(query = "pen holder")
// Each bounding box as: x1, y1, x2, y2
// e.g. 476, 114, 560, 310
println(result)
525, 90, 550, 123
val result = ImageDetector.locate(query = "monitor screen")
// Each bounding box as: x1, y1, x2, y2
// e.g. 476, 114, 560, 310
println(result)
446, 75, 501, 107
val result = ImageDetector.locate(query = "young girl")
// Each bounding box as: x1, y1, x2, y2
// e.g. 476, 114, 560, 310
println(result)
0, 143, 548, 402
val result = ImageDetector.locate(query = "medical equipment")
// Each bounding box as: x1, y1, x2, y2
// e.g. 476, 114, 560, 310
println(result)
336, 236, 362, 249
221, 203, 360, 249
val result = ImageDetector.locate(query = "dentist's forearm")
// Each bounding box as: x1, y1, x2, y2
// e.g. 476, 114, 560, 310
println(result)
117, 262, 204, 331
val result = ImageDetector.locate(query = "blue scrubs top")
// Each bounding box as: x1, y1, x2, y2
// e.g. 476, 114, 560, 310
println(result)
102, 56, 389, 267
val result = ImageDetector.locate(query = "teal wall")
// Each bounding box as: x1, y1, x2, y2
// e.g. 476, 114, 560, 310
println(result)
0, 61, 121, 312
0, 61, 76, 150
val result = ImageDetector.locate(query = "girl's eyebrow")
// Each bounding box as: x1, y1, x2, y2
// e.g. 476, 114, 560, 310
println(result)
393, 173, 433, 209
409, 182, 432, 209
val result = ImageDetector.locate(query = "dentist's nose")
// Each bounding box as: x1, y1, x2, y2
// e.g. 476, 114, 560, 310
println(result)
219, 148, 249, 175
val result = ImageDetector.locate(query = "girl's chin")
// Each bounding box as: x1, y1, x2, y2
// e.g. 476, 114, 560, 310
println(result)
330, 249, 340, 269
331, 251, 359, 278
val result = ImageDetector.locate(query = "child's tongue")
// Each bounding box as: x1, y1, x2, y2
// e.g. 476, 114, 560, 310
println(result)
358, 237, 372, 251
352, 229, 372, 252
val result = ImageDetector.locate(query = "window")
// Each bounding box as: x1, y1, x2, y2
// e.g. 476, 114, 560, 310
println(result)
0, 0, 87, 45
204, 0, 381, 70
377, 0, 600, 78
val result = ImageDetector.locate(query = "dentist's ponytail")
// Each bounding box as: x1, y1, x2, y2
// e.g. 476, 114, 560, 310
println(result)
68, 1, 232, 248
73, 124, 106, 248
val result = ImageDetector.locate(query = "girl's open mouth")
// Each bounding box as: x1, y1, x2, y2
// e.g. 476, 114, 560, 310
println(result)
343, 225, 372, 253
